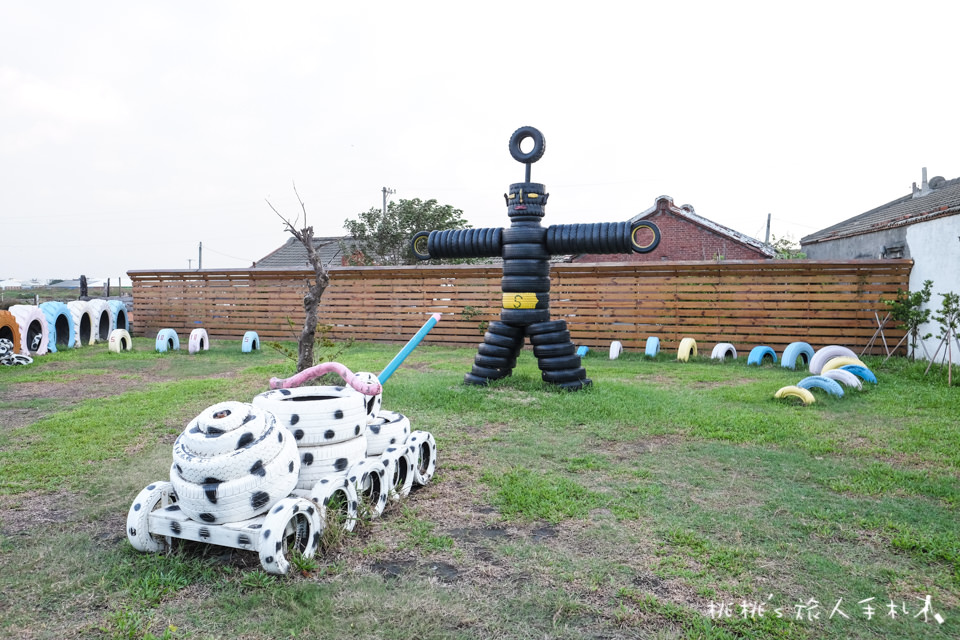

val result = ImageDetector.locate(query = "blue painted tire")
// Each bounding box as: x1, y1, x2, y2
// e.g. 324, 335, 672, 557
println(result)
841, 364, 877, 384
242, 331, 260, 352
644, 336, 660, 357
781, 342, 814, 370
107, 300, 129, 332
39, 301, 75, 352
797, 375, 845, 398
747, 345, 778, 366
155, 328, 180, 352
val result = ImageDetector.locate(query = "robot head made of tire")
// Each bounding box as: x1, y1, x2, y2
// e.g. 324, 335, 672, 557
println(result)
504, 126, 548, 222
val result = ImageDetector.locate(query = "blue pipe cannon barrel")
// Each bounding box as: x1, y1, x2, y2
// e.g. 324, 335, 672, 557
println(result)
411, 126, 661, 391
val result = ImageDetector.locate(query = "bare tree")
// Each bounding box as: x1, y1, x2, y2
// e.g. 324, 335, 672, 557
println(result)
266, 184, 331, 373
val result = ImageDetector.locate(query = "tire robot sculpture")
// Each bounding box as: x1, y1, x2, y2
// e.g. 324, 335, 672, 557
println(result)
411, 126, 662, 390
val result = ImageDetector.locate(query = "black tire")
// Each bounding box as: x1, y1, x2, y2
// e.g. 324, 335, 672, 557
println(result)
527, 320, 568, 335
412, 231, 431, 260
503, 243, 551, 260
487, 321, 524, 338
508, 126, 546, 164
503, 259, 550, 277
500, 309, 550, 325
556, 378, 592, 391
530, 330, 570, 345
464, 373, 492, 386
630, 221, 661, 253
541, 367, 588, 383
483, 332, 522, 349
471, 364, 511, 379
537, 355, 583, 371
533, 342, 576, 358
478, 343, 517, 358
474, 354, 516, 370
501, 275, 551, 293
503, 227, 546, 244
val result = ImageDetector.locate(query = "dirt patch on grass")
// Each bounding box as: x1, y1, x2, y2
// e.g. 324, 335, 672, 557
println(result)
0, 490, 80, 536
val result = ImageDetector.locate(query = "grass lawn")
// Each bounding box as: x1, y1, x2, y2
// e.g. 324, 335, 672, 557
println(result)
0, 338, 957, 639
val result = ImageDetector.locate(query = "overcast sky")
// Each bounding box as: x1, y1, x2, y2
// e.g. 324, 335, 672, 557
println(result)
2, 1, 958, 281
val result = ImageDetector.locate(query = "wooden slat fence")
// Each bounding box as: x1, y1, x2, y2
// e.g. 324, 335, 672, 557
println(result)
129, 260, 911, 354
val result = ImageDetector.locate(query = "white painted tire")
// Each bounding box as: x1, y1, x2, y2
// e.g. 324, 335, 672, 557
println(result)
252, 386, 367, 445
9, 305, 49, 355
305, 475, 359, 533
155, 328, 180, 352
821, 368, 863, 391
258, 497, 323, 575
408, 430, 437, 486
170, 432, 300, 524
296, 435, 368, 490
242, 331, 260, 352
66, 301, 95, 346
178, 402, 274, 457
365, 411, 411, 456
108, 329, 132, 352
609, 341, 623, 360
39, 301, 74, 352
86, 299, 112, 342
710, 343, 737, 360
381, 443, 416, 501
173, 419, 287, 485
127, 481, 177, 553
188, 328, 210, 354
353, 372, 383, 420
809, 345, 857, 375
347, 458, 388, 519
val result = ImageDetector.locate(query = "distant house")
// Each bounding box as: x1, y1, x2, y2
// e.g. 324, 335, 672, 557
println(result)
0, 279, 21, 291
801, 169, 960, 359
573, 196, 774, 262
253, 237, 359, 269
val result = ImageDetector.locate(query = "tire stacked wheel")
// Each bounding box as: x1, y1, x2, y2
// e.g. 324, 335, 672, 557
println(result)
170, 402, 300, 524
528, 320, 590, 390
66, 301, 94, 346
39, 301, 75, 352
465, 321, 525, 385
252, 386, 369, 492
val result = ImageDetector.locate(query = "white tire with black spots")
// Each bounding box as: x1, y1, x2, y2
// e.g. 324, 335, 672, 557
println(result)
172, 420, 287, 484
408, 430, 437, 486
252, 386, 367, 445
306, 475, 360, 533
353, 372, 383, 420
365, 411, 411, 456
170, 433, 300, 524
381, 444, 416, 500
178, 402, 274, 458
296, 435, 368, 490
258, 497, 323, 575
809, 345, 857, 375
127, 481, 177, 553
347, 459, 388, 519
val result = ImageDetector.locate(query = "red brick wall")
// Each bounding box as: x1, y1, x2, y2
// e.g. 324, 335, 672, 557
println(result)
574, 210, 771, 262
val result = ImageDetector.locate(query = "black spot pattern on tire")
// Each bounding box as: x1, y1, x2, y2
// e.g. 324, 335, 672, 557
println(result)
303, 452, 314, 466
164, 505, 180, 511
265, 555, 274, 563
369, 422, 381, 434
354, 424, 361, 436
288, 461, 294, 473
242, 413, 256, 425
174, 464, 183, 474
350, 500, 358, 511
199, 513, 216, 523
199, 527, 210, 539
250, 460, 266, 477
276, 540, 282, 552
206, 426, 224, 436
134, 503, 142, 511
294, 429, 304, 440
313, 531, 321, 547
238, 534, 251, 546
251, 491, 270, 510
290, 414, 300, 426
237, 432, 255, 449
382, 459, 389, 467
250, 523, 262, 530
324, 429, 335, 440
307, 506, 315, 515
334, 458, 348, 472
171, 522, 181, 534
335, 409, 344, 419
273, 504, 284, 513
335, 386, 344, 392
129, 527, 136, 536
279, 389, 291, 396
203, 480, 221, 504
278, 431, 283, 442
146, 484, 156, 490
390, 438, 396, 444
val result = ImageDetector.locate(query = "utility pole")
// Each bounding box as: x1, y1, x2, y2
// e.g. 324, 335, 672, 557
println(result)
382, 187, 395, 217
765, 213, 771, 244
198, 241, 203, 270
188, 259, 192, 269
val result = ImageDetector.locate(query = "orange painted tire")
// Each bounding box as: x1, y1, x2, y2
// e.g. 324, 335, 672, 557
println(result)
0, 311, 21, 354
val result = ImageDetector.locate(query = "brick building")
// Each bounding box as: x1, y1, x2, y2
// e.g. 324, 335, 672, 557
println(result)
574, 195, 774, 262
